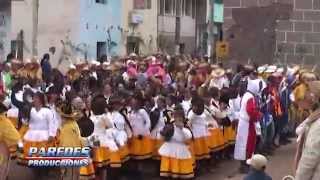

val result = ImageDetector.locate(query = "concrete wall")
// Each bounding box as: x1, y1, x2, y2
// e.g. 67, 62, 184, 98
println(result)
158, 15, 196, 54
0, 1, 11, 61
12, 0, 122, 69
224, 0, 320, 65
38, 0, 80, 67
12, 0, 80, 67
12, 0, 34, 60
120, 0, 158, 56
79, 0, 122, 58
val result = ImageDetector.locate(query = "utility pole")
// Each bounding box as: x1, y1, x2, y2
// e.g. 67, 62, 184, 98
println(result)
175, 0, 181, 55
175, 17, 181, 55
207, 0, 215, 63
32, 0, 39, 57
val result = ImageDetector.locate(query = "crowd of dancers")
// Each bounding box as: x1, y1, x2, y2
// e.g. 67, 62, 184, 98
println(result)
0, 53, 316, 180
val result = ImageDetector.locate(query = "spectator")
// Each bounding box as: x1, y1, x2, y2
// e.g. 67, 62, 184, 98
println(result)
244, 154, 272, 180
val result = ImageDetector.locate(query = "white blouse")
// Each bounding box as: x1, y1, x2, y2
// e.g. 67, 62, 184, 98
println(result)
158, 126, 192, 159
49, 104, 61, 136
187, 110, 209, 138
24, 107, 55, 142
109, 111, 129, 147
129, 109, 151, 136
90, 114, 118, 151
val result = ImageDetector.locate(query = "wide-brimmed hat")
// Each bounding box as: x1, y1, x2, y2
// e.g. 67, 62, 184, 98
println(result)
307, 81, 320, 95
246, 154, 268, 170
211, 68, 225, 78
265, 65, 277, 73
301, 72, 317, 82
58, 104, 81, 119
257, 65, 267, 74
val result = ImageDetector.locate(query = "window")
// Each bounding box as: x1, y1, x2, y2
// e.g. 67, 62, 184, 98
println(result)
96, 0, 107, 4
185, 0, 192, 16
146, 0, 152, 9
176, 0, 182, 16
182, 0, 185, 16
11, 40, 23, 60
159, 0, 165, 15
134, 0, 152, 9
165, 0, 173, 15
97, 42, 107, 59
192, 0, 196, 18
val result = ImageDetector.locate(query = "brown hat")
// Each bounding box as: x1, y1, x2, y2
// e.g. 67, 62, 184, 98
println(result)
58, 104, 81, 119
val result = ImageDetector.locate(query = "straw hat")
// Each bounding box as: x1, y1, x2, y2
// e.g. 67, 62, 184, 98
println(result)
301, 72, 317, 82
247, 154, 268, 170
257, 65, 268, 74
211, 68, 226, 78
24, 58, 32, 65
58, 105, 81, 119
129, 53, 137, 58
11, 59, 22, 64
307, 81, 320, 95
265, 65, 277, 73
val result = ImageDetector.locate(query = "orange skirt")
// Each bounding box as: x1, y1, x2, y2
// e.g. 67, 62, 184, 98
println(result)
160, 156, 194, 179
129, 136, 153, 160
152, 139, 164, 160
79, 162, 95, 180
209, 128, 227, 152
186, 140, 196, 168
119, 145, 130, 163
92, 147, 110, 168
224, 126, 236, 145
192, 137, 210, 160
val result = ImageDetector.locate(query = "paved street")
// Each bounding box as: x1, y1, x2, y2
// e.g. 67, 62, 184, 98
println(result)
198, 142, 296, 180
7, 142, 296, 180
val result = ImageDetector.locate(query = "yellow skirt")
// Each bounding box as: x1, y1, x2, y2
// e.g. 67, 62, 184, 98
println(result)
208, 128, 226, 152
79, 163, 95, 180
7, 117, 18, 129
224, 126, 236, 145
18, 140, 56, 165
129, 136, 153, 160
18, 125, 29, 138
160, 156, 194, 179
92, 147, 110, 168
192, 137, 210, 160
152, 139, 164, 160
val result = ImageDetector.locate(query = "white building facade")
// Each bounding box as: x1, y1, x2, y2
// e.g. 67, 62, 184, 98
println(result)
11, 0, 122, 69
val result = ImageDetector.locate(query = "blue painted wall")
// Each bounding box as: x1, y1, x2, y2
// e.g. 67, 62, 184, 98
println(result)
78, 0, 122, 59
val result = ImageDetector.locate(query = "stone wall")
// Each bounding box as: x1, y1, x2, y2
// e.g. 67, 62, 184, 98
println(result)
224, 0, 320, 66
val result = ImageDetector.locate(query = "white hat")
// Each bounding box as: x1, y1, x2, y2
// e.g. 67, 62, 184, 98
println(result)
247, 154, 268, 170
90, 60, 100, 66
129, 53, 137, 57
257, 66, 267, 74
102, 61, 110, 66
69, 64, 76, 70
276, 67, 284, 73
24, 58, 31, 64
265, 65, 277, 73
75, 58, 84, 65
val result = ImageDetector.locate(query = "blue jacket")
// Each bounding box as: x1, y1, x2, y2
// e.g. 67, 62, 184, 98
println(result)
244, 169, 272, 180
